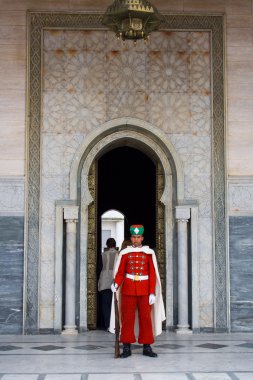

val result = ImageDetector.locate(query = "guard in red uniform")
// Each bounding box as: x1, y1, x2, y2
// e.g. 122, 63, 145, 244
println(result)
111, 224, 165, 358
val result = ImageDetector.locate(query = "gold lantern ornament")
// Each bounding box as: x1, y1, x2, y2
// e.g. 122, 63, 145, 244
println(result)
102, 0, 161, 43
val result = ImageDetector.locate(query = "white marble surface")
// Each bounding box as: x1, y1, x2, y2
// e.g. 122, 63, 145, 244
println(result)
192, 375, 231, 380
177, 217, 190, 331
0, 332, 253, 379
63, 218, 78, 333
0, 177, 24, 215
228, 177, 253, 213
1, 376, 39, 380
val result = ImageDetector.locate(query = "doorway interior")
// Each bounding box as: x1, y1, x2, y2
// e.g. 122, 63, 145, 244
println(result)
96, 146, 156, 328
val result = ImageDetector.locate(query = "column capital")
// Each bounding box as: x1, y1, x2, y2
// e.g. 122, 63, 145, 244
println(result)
66, 219, 78, 224
63, 205, 79, 221
175, 206, 190, 221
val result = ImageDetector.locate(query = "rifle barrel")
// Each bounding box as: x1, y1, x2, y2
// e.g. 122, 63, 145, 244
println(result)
114, 293, 120, 358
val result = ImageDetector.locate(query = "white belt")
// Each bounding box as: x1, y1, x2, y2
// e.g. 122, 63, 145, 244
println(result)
126, 273, 149, 281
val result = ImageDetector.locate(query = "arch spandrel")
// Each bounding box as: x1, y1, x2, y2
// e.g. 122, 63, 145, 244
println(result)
70, 118, 185, 203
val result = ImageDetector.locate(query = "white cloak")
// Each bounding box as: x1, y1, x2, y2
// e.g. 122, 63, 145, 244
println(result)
109, 245, 166, 337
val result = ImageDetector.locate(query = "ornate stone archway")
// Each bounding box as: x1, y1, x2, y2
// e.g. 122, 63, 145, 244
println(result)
69, 118, 186, 331
26, 12, 227, 334
53, 120, 201, 333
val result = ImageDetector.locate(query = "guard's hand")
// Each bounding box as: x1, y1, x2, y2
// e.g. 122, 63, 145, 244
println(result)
111, 283, 118, 293
149, 294, 156, 305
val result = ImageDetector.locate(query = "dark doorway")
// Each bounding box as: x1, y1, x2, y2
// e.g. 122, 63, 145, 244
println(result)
98, 146, 156, 247
96, 146, 156, 328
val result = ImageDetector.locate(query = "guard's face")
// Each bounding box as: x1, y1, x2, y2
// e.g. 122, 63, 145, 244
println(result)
130, 235, 144, 247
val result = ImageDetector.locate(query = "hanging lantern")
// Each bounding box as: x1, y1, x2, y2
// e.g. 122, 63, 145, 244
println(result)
102, 0, 161, 42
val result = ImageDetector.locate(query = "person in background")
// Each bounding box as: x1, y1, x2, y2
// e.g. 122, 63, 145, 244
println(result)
110, 225, 165, 358
120, 238, 132, 251
98, 237, 118, 330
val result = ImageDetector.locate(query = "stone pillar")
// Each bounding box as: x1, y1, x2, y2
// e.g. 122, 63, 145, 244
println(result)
62, 205, 79, 335
176, 206, 192, 334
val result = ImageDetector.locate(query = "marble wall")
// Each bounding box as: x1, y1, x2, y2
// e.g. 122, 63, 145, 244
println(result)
0, 216, 24, 334
228, 177, 253, 331
0, 177, 24, 216
230, 216, 253, 332
229, 177, 253, 213
0, 177, 24, 333
0, 0, 253, 333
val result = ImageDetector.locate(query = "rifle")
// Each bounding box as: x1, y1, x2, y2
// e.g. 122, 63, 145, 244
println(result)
114, 293, 120, 358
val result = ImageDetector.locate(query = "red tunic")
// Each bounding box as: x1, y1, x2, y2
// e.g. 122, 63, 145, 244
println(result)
114, 251, 156, 295
114, 250, 157, 344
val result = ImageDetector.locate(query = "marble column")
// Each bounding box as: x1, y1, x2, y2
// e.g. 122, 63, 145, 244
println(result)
176, 206, 192, 334
62, 205, 79, 335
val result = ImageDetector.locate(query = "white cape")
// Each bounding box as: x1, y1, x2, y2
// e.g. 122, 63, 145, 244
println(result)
109, 245, 166, 337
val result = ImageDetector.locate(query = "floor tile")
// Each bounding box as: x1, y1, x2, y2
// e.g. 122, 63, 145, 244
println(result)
192, 374, 232, 380
130, 344, 142, 350
44, 376, 81, 380
156, 343, 184, 349
236, 343, 253, 349
234, 374, 253, 380
88, 375, 134, 380
31, 345, 65, 351
72, 345, 105, 350
141, 374, 189, 379
1, 376, 39, 380
0, 345, 22, 351
195, 343, 228, 349
0, 331, 253, 378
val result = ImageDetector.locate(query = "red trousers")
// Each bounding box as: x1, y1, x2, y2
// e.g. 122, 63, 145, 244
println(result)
120, 294, 154, 344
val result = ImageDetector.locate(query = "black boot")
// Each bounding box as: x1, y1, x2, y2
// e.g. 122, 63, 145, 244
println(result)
120, 343, 132, 358
143, 344, 158, 357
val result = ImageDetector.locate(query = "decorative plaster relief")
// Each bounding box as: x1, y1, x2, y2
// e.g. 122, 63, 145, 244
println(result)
42, 134, 84, 175
107, 91, 148, 121
43, 91, 106, 134
42, 92, 70, 133
40, 175, 70, 222
190, 31, 210, 52
170, 135, 212, 217
40, 28, 213, 330
149, 31, 191, 51
229, 178, 253, 213
43, 51, 66, 92
190, 51, 211, 94
149, 93, 191, 132
27, 12, 226, 334
65, 51, 106, 93
190, 95, 211, 136
42, 30, 211, 137
108, 51, 147, 92
44, 30, 65, 51
149, 51, 189, 93
0, 177, 24, 215
79, 30, 107, 52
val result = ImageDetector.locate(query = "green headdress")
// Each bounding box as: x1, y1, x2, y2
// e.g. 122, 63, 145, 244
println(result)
130, 224, 144, 235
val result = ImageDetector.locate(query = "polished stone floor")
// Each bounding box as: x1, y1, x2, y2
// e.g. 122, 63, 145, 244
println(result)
0, 331, 253, 379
